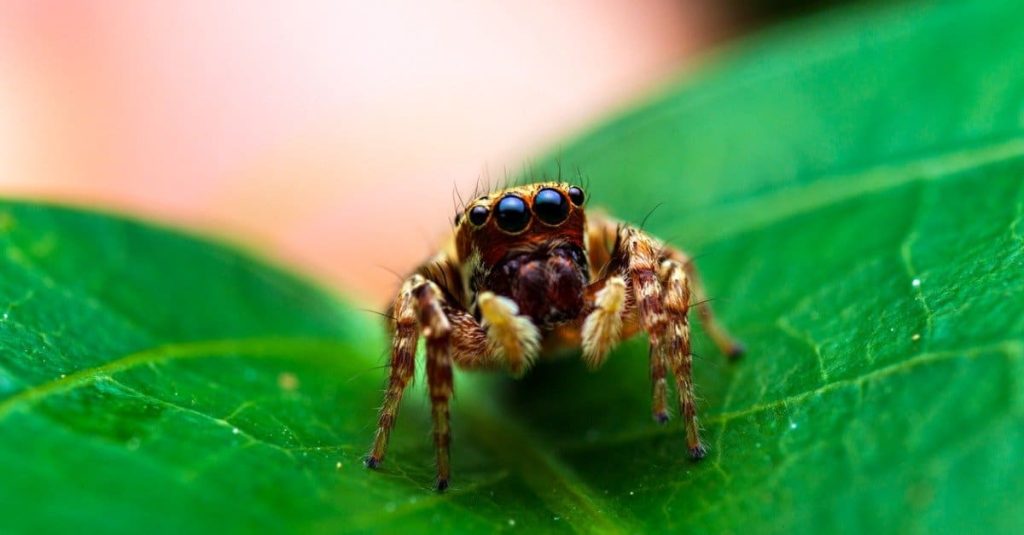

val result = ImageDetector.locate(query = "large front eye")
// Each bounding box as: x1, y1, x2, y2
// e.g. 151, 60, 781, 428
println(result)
533, 188, 569, 225
495, 195, 531, 232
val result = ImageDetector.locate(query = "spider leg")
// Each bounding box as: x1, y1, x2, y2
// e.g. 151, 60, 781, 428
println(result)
664, 250, 744, 359
366, 277, 418, 470
659, 258, 704, 458
414, 281, 454, 490
581, 272, 670, 421
583, 214, 742, 458
366, 274, 455, 491
620, 227, 677, 426
649, 342, 671, 424
446, 306, 508, 371
582, 225, 672, 423
602, 226, 713, 452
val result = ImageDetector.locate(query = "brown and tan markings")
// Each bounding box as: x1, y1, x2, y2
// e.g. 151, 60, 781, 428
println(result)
365, 181, 743, 490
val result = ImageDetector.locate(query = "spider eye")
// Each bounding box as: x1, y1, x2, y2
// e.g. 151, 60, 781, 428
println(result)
468, 205, 489, 226
567, 186, 585, 206
495, 195, 531, 233
533, 188, 569, 225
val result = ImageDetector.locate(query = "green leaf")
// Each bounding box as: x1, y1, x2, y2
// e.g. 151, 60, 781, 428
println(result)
2, 0, 1023, 533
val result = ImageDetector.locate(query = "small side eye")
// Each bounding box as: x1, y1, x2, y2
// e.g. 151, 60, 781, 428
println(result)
495, 195, 531, 233
468, 205, 490, 226
533, 188, 569, 225
567, 186, 585, 206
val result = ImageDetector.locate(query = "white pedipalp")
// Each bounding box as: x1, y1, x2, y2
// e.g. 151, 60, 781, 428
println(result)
581, 276, 627, 369
477, 291, 541, 376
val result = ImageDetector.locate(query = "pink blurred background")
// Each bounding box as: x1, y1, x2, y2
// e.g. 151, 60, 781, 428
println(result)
0, 1, 736, 303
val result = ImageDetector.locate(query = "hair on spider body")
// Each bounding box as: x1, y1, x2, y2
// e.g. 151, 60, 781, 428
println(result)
365, 181, 744, 491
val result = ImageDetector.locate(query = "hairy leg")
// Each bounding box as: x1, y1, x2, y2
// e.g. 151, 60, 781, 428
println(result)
366, 276, 421, 468
445, 306, 508, 370
586, 212, 743, 360
649, 343, 671, 424
663, 249, 744, 359
618, 227, 680, 427
366, 274, 456, 491
413, 282, 454, 490
582, 215, 743, 458
659, 258, 704, 457
582, 224, 673, 423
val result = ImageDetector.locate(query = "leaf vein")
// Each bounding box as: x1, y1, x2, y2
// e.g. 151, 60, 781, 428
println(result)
0, 337, 354, 421
558, 340, 1023, 452
683, 136, 1024, 249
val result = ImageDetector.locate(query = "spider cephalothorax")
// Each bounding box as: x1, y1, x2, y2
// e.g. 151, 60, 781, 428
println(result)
456, 183, 589, 329
365, 181, 743, 491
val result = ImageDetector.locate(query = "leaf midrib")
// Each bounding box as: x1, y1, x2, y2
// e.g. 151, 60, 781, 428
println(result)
463, 401, 634, 535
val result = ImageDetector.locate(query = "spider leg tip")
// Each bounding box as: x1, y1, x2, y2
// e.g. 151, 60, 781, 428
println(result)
654, 412, 670, 425
364, 455, 380, 469
689, 444, 708, 461
435, 478, 449, 492
726, 342, 745, 360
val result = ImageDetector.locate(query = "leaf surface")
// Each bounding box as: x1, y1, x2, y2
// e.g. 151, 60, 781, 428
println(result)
2, 1, 1023, 533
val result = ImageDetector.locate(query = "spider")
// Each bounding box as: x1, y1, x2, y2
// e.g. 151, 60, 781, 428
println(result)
364, 181, 743, 490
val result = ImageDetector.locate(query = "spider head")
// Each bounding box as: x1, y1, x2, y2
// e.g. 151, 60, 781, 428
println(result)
455, 182, 589, 327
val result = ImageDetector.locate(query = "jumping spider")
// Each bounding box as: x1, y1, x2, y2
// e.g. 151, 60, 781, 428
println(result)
365, 182, 743, 490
